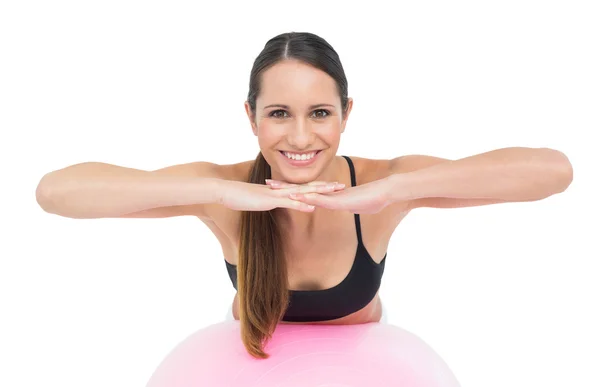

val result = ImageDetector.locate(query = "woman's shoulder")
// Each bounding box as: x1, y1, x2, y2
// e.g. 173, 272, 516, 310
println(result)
344, 155, 395, 184
350, 153, 450, 180
210, 160, 254, 182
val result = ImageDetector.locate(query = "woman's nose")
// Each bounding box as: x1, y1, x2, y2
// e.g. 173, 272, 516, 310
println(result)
287, 120, 315, 149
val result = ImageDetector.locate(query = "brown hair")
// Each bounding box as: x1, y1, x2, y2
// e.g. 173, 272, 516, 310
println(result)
237, 152, 288, 358
238, 31, 350, 358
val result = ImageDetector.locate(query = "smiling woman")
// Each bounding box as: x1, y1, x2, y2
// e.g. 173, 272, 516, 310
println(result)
35, 31, 573, 367
236, 34, 373, 357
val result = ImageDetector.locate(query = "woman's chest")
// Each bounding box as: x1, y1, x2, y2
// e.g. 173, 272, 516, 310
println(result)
208, 208, 395, 290
283, 226, 359, 291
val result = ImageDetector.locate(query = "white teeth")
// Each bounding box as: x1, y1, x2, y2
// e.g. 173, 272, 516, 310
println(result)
284, 151, 317, 161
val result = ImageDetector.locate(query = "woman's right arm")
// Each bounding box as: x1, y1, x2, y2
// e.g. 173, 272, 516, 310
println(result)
35, 161, 227, 219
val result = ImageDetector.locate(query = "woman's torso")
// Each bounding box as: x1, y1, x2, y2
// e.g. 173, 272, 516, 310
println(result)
197, 156, 411, 324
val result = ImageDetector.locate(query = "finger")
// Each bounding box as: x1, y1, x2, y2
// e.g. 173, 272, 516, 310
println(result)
268, 179, 333, 186
265, 179, 291, 185
289, 192, 340, 210
280, 183, 345, 195
266, 179, 342, 189
278, 198, 315, 212
266, 181, 298, 189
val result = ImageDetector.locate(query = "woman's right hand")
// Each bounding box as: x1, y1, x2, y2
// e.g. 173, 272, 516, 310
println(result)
219, 180, 345, 212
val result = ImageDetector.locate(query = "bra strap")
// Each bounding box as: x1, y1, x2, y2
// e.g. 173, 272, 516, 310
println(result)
341, 156, 363, 244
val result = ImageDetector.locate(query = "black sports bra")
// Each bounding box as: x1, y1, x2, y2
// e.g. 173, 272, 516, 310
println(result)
224, 155, 387, 322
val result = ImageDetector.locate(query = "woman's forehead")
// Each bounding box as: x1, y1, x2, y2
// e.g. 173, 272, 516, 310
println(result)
257, 62, 339, 107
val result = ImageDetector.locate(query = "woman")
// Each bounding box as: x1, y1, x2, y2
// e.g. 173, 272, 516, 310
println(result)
35, 31, 573, 359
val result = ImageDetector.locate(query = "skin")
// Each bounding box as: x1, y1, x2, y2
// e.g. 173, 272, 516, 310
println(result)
244, 59, 356, 231
209, 59, 412, 324
214, 156, 400, 324
198, 59, 572, 324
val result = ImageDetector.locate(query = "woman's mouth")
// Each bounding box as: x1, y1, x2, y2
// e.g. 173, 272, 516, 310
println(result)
278, 150, 322, 166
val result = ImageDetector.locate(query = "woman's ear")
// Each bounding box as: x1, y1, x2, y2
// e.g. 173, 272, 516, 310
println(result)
341, 97, 353, 133
244, 101, 258, 136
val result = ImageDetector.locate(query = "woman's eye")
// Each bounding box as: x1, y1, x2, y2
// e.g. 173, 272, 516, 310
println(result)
270, 110, 288, 118
269, 109, 330, 119
313, 109, 330, 118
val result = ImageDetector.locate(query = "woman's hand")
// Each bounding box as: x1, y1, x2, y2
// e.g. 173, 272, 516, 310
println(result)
219, 180, 346, 212
266, 178, 392, 214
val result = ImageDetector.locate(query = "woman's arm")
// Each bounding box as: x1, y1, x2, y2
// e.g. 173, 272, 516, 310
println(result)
386, 147, 573, 209
36, 161, 225, 219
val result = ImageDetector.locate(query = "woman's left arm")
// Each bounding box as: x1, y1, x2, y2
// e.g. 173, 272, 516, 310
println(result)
387, 147, 574, 209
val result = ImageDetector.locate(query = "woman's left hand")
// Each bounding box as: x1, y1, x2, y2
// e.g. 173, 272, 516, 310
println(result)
266, 178, 392, 214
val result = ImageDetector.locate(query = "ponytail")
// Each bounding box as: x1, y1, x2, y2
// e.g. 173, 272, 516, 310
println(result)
237, 152, 289, 358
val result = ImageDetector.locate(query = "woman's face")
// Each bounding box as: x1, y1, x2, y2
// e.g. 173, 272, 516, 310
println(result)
245, 59, 353, 184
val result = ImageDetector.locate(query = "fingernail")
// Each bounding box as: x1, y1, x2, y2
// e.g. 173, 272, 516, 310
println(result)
336, 183, 345, 188
265, 179, 272, 183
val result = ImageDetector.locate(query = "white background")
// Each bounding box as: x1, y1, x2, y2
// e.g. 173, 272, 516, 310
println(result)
2, 1, 598, 386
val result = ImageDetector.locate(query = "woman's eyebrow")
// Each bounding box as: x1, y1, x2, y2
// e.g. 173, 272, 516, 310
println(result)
263, 103, 336, 110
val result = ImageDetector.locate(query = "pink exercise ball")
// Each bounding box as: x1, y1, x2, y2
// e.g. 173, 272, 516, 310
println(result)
146, 321, 460, 387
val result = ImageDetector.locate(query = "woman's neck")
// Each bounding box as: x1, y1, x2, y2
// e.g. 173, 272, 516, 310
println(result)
274, 155, 345, 233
